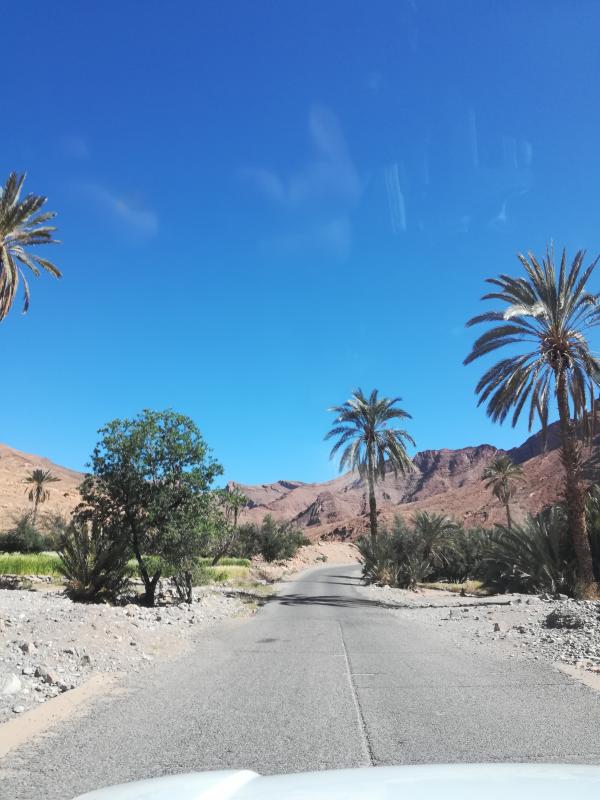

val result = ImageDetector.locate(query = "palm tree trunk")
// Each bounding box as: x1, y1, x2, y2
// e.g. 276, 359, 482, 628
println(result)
505, 500, 512, 529
556, 368, 598, 598
366, 447, 378, 542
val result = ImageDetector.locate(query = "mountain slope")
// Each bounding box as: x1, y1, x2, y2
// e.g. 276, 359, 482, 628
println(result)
231, 418, 588, 539
0, 444, 83, 527
0, 416, 592, 536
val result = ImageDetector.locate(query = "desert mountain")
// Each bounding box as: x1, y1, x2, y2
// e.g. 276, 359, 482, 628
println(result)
231, 418, 597, 540
0, 444, 83, 528
0, 417, 595, 537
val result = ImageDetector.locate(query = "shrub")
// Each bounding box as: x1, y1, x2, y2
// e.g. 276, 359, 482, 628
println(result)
229, 517, 308, 562
476, 506, 575, 595
257, 515, 308, 562
358, 513, 460, 589
57, 521, 130, 602
0, 513, 45, 553
230, 523, 262, 559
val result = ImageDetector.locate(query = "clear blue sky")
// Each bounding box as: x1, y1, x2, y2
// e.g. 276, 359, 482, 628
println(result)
2, 1, 600, 485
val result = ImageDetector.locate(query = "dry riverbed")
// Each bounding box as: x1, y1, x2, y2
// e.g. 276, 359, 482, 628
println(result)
360, 582, 600, 679
0, 584, 251, 724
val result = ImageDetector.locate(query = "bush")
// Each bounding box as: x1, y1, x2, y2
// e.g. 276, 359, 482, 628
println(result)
57, 521, 130, 602
477, 506, 575, 595
358, 513, 460, 589
229, 516, 308, 562
0, 513, 45, 553
256, 515, 308, 562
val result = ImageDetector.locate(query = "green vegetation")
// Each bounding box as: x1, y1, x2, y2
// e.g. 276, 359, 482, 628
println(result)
0, 172, 62, 321
0, 552, 61, 576
0, 513, 45, 553
24, 468, 60, 524
58, 521, 130, 602
325, 388, 414, 541
0, 552, 250, 583
231, 515, 308, 562
465, 248, 600, 598
358, 486, 600, 598
481, 455, 524, 528
76, 409, 223, 606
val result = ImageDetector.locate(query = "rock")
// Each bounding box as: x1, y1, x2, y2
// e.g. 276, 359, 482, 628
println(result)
34, 667, 59, 685
556, 593, 569, 601
21, 666, 35, 676
80, 654, 92, 667
18, 641, 36, 654
493, 622, 501, 632
12, 705, 25, 714
545, 609, 584, 629
63, 647, 77, 656
1, 673, 22, 695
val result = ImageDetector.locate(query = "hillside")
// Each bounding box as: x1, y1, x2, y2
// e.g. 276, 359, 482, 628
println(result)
231, 419, 591, 539
0, 417, 594, 536
0, 444, 83, 528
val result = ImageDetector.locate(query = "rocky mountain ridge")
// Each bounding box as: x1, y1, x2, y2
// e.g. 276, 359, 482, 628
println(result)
0, 416, 594, 537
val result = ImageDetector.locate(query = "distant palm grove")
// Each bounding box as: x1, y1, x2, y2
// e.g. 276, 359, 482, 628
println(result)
2, 172, 600, 601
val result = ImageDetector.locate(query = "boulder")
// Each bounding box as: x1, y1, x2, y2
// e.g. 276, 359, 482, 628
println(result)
1, 673, 22, 695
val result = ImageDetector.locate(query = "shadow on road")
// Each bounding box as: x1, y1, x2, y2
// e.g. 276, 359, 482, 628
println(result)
274, 592, 403, 610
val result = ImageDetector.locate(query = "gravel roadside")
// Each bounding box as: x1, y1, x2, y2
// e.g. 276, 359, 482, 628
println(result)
358, 582, 600, 677
0, 585, 251, 723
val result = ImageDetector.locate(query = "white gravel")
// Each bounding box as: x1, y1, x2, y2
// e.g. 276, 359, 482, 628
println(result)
0, 585, 250, 723
359, 583, 600, 674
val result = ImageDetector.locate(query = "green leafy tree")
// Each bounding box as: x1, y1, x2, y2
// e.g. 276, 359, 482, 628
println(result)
24, 468, 60, 525
76, 409, 223, 606
481, 454, 524, 528
465, 247, 600, 597
325, 388, 414, 541
0, 172, 61, 320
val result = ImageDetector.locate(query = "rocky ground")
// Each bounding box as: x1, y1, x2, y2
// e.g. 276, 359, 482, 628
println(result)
0, 582, 250, 723
360, 582, 600, 675
0, 543, 359, 726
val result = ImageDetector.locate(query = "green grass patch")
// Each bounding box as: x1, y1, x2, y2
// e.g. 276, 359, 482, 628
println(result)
0, 551, 251, 585
0, 552, 62, 576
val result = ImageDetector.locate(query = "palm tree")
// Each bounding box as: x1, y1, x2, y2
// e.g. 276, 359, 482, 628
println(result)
24, 469, 60, 525
325, 388, 415, 541
220, 487, 248, 529
481, 454, 524, 528
211, 488, 249, 565
464, 246, 600, 597
0, 172, 61, 320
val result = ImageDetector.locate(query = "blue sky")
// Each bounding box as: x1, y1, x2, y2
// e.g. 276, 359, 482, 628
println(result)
2, 1, 600, 485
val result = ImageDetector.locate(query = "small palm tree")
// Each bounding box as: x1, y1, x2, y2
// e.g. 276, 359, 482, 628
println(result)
24, 469, 60, 524
220, 487, 248, 529
325, 388, 415, 541
465, 246, 600, 597
0, 172, 61, 320
482, 454, 524, 528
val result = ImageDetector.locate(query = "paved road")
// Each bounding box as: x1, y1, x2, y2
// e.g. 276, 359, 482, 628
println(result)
3, 564, 600, 799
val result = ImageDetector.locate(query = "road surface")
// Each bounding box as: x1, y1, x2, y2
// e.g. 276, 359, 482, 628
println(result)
2, 564, 600, 799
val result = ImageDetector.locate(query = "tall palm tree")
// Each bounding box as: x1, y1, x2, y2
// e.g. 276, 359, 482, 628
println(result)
0, 172, 61, 320
24, 469, 60, 524
464, 246, 600, 597
481, 454, 524, 528
325, 388, 415, 541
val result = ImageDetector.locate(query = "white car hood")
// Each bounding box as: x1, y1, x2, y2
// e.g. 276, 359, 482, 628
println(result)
72, 763, 600, 800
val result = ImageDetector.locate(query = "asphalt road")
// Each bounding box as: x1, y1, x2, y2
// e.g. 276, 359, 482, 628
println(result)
3, 564, 600, 799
